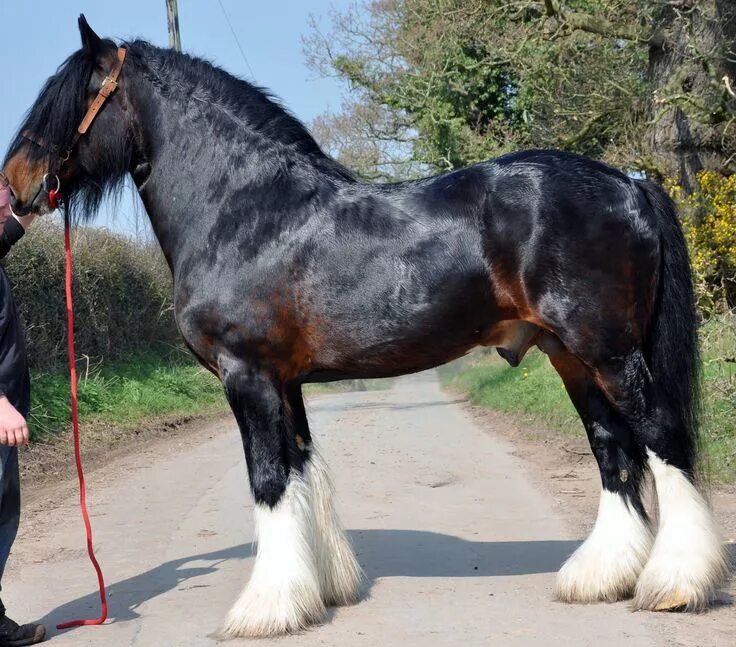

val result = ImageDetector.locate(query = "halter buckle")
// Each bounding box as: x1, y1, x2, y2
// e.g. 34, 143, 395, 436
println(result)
43, 173, 60, 194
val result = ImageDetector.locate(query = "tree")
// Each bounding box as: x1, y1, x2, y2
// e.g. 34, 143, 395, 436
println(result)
643, 0, 736, 191
305, 0, 736, 188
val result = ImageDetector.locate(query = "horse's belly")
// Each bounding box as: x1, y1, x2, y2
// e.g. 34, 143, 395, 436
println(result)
309, 272, 502, 378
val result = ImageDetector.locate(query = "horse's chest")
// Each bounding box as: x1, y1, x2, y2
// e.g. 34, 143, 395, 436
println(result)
174, 284, 313, 379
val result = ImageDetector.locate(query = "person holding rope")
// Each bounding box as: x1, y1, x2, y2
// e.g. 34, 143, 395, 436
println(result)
0, 179, 45, 646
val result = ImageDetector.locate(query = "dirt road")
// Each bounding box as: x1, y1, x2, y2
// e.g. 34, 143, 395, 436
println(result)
4, 371, 732, 646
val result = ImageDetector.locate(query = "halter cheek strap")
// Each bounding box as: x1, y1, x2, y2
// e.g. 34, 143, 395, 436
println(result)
73, 47, 127, 146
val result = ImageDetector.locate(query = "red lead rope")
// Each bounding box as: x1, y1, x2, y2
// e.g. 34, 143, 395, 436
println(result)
56, 209, 108, 630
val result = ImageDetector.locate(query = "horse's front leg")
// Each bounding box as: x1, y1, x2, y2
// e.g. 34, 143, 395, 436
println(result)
218, 359, 324, 638
286, 383, 362, 607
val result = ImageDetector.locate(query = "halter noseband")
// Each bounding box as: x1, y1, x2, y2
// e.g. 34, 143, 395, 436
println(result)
20, 46, 128, 209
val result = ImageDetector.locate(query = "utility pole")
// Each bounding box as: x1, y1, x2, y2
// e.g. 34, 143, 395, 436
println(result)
166, 0, 182, 52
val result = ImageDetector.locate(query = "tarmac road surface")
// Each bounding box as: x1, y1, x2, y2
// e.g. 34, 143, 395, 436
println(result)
3, 371, 721, 645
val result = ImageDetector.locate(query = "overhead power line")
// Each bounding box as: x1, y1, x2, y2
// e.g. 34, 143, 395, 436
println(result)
217, 0, 256, 80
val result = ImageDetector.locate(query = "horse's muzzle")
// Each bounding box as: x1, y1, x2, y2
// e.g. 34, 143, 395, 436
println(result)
9, 180, 53, 217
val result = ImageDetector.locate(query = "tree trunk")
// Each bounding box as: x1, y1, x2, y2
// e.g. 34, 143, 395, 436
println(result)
646, 1, 736, 195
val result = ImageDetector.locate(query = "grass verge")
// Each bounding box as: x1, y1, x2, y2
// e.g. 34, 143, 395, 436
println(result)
445, 315, 736, 484
28, 349, 227, 442
27, 352, 394, 442
303, 378, 394, 395
442, 352, 580, 439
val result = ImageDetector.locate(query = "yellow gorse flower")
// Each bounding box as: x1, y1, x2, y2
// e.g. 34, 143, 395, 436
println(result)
668, 172, 736, 313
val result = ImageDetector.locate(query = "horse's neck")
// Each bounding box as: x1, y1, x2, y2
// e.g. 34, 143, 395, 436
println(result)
130, 95, 326, 276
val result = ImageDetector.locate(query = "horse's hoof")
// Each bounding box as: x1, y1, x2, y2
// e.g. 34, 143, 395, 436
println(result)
632, 573, 718, 613
218, 593, 325, 638
633, 586, 694, 612
632, 551, 729, 612
554, 557, 638, 604
554, 540, 651, 604
653, 595, 689, 612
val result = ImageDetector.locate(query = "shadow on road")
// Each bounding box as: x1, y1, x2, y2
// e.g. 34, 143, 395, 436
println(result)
42, 533, 736, 639
41, 529, 583, 639
350, 529, 579, 579
41, 543, 253, 639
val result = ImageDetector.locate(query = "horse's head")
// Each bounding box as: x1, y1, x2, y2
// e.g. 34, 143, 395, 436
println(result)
2, 15, 134, 219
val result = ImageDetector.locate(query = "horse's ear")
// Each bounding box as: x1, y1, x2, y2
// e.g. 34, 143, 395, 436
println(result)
78, 14, 102, 56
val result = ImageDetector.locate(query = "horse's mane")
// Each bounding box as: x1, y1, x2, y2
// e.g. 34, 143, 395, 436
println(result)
125, 40, 332, 159
4, 47, 100, 166
4, 38, 353, 223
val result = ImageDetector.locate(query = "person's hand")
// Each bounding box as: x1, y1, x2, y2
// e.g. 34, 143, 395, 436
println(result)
0, 181, 37, 231
0, 396, 29, 446
0, 183, 11, 221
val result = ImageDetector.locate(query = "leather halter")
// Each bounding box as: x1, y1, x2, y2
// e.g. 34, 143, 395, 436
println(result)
74, 47, 127, 145
22, 47, 127, 165
14, 47, 127, 209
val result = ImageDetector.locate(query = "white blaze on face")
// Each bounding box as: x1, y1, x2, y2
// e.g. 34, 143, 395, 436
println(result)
555, 488, 653, 603
634, 450, 729, 611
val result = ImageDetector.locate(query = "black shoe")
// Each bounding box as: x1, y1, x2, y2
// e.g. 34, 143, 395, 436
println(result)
0, 615, 45, 646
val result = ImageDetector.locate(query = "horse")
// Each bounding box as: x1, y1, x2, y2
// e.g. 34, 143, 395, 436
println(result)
2, 16, 728, 637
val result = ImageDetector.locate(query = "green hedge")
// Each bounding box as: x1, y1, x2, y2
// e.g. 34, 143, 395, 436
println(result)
29, 350, 226, 440
2, 220, 179, 372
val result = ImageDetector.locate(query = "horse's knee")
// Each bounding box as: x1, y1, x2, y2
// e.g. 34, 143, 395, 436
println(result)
550, 351, 646, 503
219, 359, 297, 507
595, 353, 694, 474
587, 418, 647, 512
250, 461, 290, 508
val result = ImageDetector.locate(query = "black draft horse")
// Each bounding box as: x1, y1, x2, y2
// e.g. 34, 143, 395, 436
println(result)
2, 17, 728, 637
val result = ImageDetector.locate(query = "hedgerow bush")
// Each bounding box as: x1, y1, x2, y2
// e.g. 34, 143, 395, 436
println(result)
2, 219, 179, 372
670, 172, 736, 314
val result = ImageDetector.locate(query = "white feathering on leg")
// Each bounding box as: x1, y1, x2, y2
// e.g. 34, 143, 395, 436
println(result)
220, 473, 325, 638
555, 489, 653, 603
634, 450, 729, 611
306, 445, 363, 606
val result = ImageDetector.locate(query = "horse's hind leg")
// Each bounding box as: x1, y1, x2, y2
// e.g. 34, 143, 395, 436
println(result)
218, 360, 323, 638
592, 352, 728, 611
288, 384, 363, 606
549, 350, 653, 603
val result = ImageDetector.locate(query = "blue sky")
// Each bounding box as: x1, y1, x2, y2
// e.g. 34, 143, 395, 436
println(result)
0, 0, 351, 235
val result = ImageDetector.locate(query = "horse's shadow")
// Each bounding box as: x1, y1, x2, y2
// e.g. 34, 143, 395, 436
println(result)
41, 530, 577, 637
39, 532, 736, 638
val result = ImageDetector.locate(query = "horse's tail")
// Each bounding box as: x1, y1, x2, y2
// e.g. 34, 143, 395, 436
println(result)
637, 179, 701, 474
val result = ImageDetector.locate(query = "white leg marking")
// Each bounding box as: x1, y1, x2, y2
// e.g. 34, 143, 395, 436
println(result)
555, 489, 653, 603
634, 450, 729, 611
307, 446, 363, 606
220, 474, 325, 638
